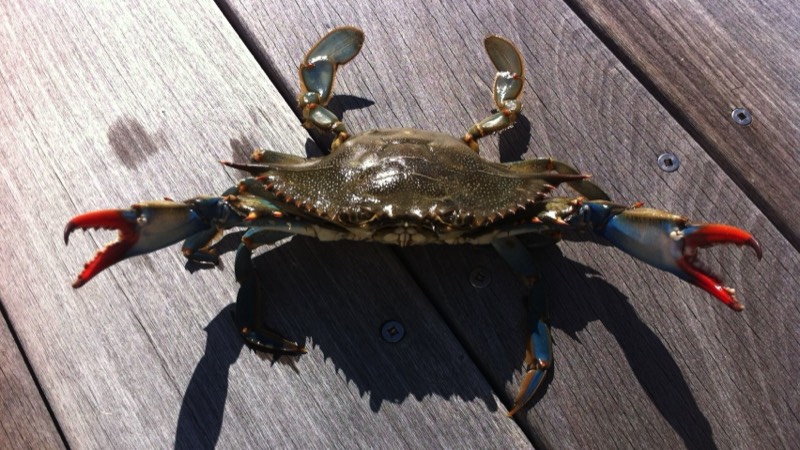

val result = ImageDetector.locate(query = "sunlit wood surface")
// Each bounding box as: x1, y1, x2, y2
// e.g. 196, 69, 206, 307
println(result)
2, 1, 797, 448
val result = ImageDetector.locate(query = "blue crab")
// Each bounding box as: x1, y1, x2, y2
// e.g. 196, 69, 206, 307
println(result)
65, 27, 761, 415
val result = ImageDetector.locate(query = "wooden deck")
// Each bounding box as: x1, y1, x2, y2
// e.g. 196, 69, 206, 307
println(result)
1, 1, 798, 448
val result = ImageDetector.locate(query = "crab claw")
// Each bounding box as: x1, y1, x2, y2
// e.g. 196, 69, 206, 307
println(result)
675, 223, 762, 311
64, 200, 213, 288
579, 202, 762, 311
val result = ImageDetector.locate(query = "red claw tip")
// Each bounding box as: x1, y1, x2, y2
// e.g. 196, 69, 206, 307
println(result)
685, 224, 762, 259
679, 223, 762, 311
64, 209, 139, 287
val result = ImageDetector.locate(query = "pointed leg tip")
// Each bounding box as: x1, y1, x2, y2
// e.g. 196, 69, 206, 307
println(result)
71, 277, 87, 289
63, 222, 77, 244
748, 237, 763, 260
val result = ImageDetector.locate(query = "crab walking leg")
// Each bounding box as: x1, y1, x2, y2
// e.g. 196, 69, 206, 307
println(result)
464, 35, 525, 152
234, 228, 305, 354
297, 26, 364, 150
492, 237, 553, 415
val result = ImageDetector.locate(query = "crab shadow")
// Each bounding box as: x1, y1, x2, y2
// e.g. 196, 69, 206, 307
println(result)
174, 237, 715, 449
174, 238, 498, 449
395, 240, 716, 449
527, 243, 717, 450
174, 305, 242, 450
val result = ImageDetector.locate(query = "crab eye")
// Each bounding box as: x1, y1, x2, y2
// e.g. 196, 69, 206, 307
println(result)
584, 204, 594, 223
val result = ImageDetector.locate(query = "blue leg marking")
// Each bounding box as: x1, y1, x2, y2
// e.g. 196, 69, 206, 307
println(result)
181, 228, 222, 265
234, 228, 305, 355
492, 236, 553, 415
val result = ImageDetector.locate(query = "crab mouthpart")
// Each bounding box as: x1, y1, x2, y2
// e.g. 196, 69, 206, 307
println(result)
64, 210, 139, 288
677, 224, 762, 311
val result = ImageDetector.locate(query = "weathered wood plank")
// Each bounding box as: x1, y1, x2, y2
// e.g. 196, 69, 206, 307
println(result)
0, 315, 65, 450
565, 0, 800, 250
0, 0, 529, 448
225, 0, 800, 448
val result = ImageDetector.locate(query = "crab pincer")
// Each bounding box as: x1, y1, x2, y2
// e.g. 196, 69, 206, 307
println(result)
64, 200, 219, 288
578, 202, 763, 311
675, 223, 762, 311
64, 209, 141, 288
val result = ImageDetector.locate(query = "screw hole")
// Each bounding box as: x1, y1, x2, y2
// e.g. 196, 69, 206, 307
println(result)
658, 152, 680, 172
469, 267, 492, 288
381, 320, 405, 343
731, 107, 752, 126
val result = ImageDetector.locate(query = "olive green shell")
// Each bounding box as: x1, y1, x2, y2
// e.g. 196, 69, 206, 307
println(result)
244, 129, 576, 229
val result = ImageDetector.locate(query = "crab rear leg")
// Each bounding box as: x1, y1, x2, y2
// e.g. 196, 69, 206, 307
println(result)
297, 26, 364, 150
234, 227, 305, 355
492, 237, 553, 415
464, 35, 525, 152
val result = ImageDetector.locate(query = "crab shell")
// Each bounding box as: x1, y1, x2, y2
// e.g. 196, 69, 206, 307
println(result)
233, 128, 584, 246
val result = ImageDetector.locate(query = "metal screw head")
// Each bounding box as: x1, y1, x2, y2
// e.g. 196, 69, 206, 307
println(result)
469, 267, 492, 288
731, 107, 752, 126
658, 152, 680, 172
381, 320, 405, 343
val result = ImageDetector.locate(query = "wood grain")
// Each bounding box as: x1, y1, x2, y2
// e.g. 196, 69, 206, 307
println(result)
0, 0, 528, 448
2, 0, 798, 448
226, 0, 800, 448
0, 316, 65, 449
566, 0, 800, 250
